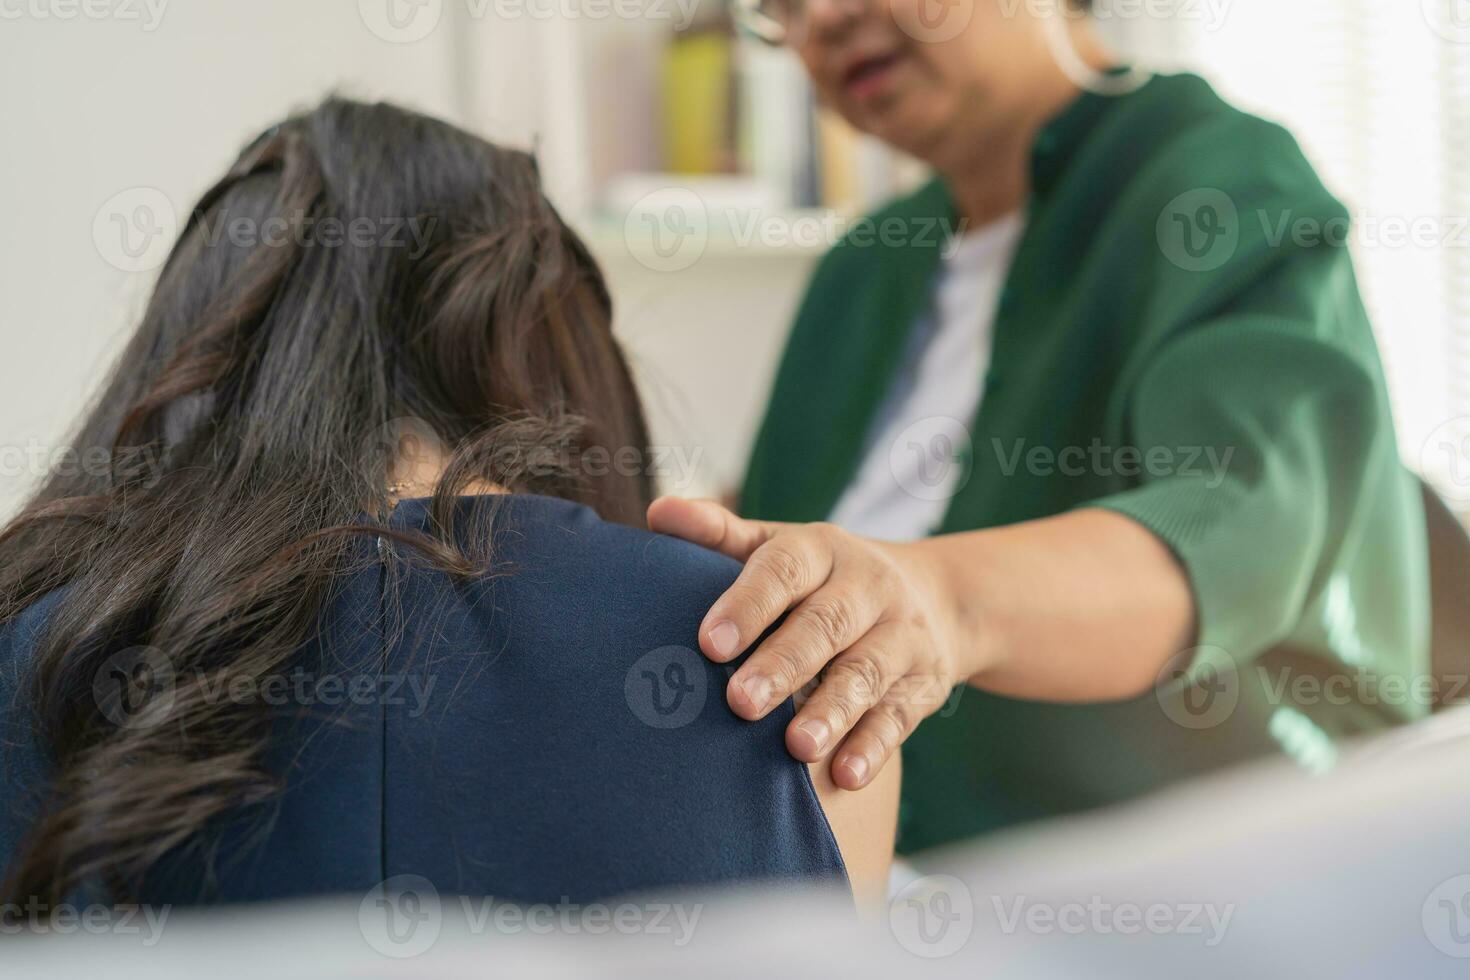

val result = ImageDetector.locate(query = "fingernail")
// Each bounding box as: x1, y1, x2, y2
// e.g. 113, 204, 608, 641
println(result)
708, 620, 740, 659
794, 719, 831, 755
839, 754, 870, 786
739, 675, 773, 716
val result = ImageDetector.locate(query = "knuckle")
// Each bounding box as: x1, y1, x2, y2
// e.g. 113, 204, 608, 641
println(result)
901, 604, 935, 637
887, 675, 925, 708
762, 644, 813, 691
742, 585, 789, 628
868, 546, 902, 582
849, 726, 892, 761
872, 705, 909, 747
803, 689, 855, 730
725, 583, 778, 630
901, 675, 950, 715
830, 654, 886, 704
863, 562, 895, 599
758, 544, 811, 595
802, 596, 856, 646
884, 697, 917, 736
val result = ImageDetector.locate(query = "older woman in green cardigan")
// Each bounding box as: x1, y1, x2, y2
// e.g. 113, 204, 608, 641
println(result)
648, 0, 1428, 853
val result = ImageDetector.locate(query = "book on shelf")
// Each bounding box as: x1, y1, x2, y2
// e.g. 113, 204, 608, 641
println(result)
598, 7, 930, 229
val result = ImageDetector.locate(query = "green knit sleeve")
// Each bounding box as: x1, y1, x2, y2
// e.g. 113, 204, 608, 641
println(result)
1088, 236, 1428, 696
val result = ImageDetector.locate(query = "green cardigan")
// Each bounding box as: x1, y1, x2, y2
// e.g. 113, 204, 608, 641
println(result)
741, 74, 1429, 854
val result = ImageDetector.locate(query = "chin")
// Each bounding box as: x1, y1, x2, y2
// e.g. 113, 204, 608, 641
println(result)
863, 109, 944, 162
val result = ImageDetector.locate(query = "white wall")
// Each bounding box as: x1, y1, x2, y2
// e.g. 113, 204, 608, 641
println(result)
0, 2, 466, 514
0, 0, 811, 515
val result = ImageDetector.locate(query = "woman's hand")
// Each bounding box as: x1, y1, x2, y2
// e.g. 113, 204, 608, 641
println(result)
646, 497, 979, 790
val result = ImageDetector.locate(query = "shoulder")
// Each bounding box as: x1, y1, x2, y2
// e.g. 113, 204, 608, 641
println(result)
384, 496, 849, 897
0, 587, 68, 719
1056, 74, 1357, 335
1107, 73, 1345, 227
489, 494, 745, 621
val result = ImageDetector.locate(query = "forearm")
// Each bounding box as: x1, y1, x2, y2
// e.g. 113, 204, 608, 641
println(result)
908, 507, 1197, 702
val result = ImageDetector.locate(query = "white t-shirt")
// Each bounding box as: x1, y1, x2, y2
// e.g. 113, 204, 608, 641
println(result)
828, 212, 1026, 542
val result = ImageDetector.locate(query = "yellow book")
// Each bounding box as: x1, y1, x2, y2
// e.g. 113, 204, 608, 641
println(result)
664, 31, 734, 174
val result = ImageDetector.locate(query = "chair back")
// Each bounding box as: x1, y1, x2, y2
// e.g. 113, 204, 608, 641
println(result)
1421, 480, 1470, 711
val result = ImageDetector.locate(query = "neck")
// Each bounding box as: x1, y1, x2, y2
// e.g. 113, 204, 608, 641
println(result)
385, 446, 506, 504
933, 19, 1114, 228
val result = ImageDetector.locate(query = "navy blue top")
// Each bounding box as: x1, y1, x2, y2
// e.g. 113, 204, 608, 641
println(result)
0, 494, 847, 904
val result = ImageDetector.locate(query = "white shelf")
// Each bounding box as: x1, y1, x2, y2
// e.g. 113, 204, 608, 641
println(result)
575, 206, 850, 266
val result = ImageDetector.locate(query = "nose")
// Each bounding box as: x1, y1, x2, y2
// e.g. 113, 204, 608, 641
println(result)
801, 0, 865, 40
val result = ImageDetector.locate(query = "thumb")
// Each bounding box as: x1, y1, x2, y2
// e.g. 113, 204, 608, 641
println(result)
646, 496, 783, 562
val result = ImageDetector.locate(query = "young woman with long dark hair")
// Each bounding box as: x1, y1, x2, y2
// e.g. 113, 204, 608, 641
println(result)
0, 98, 897, 910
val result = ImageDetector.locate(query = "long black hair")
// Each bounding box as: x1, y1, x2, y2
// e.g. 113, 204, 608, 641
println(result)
0, 97, 653, 903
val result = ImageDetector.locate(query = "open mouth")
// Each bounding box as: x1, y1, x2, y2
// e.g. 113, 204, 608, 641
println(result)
842, 52, 903, 102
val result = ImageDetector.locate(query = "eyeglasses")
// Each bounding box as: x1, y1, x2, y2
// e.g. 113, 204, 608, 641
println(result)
733, 0, 802, 46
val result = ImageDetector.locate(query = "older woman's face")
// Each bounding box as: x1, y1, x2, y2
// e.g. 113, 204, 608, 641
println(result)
792, 0, 1054, 160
